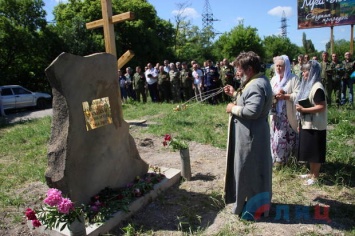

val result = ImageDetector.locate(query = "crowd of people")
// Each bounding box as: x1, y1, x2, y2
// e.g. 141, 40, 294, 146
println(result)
117, 58, 240, 105
291, 52, 354, 107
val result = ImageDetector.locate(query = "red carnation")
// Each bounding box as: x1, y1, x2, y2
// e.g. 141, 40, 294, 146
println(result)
32, 219, 41, 227
164, 134, 171, 141
25, 208, 37, 220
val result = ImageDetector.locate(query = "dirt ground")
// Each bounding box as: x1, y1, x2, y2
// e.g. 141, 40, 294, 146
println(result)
2, 120, 349, 235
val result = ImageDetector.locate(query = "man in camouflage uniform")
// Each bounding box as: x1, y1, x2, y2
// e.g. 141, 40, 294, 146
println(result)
220, 58, 235, 102
292, 54, 304, 80
320, 51, 333, 105
169, 63, 181, 103
341, 52, 355, 106
329, 53, 342, 106
180, 62, 194, 101
158, 65, 171, 103
133, 66, 147, 103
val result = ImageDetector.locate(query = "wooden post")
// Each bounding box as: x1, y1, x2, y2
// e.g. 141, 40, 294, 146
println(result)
330, 26, 334, 54
179, 148, 191, 181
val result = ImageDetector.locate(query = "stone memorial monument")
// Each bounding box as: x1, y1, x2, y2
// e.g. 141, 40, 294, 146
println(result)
45, 52, 149, 206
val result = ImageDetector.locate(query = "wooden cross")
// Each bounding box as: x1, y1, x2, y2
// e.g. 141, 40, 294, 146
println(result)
86, 0, 136, 125
86, 0, 135, 69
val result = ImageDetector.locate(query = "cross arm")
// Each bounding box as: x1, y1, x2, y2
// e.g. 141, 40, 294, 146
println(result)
86, 12, 135, 30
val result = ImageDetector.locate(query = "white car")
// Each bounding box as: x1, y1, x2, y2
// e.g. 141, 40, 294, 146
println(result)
0, 85, 52, 110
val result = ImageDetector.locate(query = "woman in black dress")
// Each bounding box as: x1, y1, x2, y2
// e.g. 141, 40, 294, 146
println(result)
295, 60, 327, 186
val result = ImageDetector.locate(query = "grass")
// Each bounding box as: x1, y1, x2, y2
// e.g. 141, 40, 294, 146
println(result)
0, 117, 50, 210
0, 102, 354, 235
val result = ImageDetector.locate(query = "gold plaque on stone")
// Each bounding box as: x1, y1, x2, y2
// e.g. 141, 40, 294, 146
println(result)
82, 97, 112, 131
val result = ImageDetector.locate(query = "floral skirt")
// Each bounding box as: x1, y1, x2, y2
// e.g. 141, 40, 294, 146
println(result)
270, 108, 297, 164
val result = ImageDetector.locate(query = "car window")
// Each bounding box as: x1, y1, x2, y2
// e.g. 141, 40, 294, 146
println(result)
1, 88, 13, 96
12, 87, 32, 95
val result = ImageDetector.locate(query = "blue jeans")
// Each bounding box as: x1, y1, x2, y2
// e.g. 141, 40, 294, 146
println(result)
341, 79, 354, 105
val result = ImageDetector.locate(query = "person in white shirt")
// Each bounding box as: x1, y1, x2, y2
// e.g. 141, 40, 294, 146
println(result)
144, 63, 159, 102
192, 63, 203, 102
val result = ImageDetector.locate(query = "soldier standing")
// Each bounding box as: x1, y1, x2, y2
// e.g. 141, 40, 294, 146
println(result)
320, 52, 333, 105
133, 66, 147, 103
169, 63, 181, 103
180, 62, 194, 101
341, 52, 355, 106
158, 65, 171, 103
292, 54, 304, 81
329, 53, 342, 106
220, 58, 235, 102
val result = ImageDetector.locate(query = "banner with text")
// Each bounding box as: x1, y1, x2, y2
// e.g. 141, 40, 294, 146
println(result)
298, 0, 355, 29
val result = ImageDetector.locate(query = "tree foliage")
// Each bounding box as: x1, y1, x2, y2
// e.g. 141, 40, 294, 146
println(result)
263, 35, 301, 63
52, 0, 175, 68
302, 32, 316, 54
0, 0, 52, 91
3, 0, 355, 92
326, 39, 354, 60
212, 24, 265, 62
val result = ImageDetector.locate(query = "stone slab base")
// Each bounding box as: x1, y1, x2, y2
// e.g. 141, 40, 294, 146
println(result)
28, 167, 181, 236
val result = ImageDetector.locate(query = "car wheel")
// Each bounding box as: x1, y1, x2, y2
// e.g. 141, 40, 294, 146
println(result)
36, 98, 47, 109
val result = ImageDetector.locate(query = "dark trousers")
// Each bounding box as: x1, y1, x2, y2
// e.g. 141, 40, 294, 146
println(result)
341, 78, 354, 105
148, 83, 159, 102
135, 88, 147, 103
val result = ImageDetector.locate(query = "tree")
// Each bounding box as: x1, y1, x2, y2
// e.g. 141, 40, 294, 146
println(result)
263, 35, 301, 63
172, 1, 190, 54
0, 0, 52, 91
326, 39, 354, 60
114, 0, 175, 67
212, 23, 265, 62
302, 32, 316, 54
52, 0, 175, 67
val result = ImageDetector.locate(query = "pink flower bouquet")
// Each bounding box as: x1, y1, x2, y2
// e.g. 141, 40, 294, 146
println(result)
25, 188, 82, 231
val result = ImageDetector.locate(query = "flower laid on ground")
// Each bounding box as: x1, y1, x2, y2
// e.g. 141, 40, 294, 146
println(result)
25, 167, 166, 230
25, 188, 83, 231
163, 134, 188, 150
85, 169, 165, 223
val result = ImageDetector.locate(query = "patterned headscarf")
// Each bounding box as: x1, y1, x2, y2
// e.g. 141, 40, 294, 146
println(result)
295, 60, 321, 103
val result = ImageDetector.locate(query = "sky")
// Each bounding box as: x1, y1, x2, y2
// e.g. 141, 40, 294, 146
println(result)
43, 0, 353, 52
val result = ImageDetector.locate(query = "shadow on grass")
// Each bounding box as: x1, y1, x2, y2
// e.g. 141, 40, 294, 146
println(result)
0, 107, 52, 127
0, 115, 30, 128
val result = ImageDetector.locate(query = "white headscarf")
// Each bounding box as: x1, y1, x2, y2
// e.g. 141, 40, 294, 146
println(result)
273, 55, 292, 113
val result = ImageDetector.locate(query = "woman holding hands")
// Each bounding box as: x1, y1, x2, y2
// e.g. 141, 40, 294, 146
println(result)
270, 55, 300, 166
